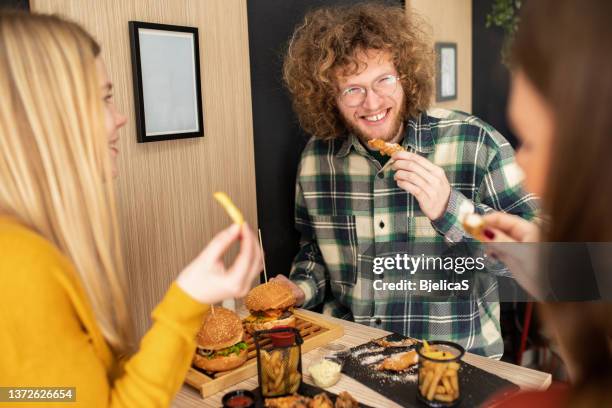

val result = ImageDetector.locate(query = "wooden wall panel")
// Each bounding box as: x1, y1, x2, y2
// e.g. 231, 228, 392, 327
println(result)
31, 0, 257, 337
408, 0, 473, 113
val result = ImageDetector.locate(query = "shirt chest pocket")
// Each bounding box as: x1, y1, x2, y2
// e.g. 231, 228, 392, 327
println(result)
311, 215, 358, 286
412, 215, 440, 239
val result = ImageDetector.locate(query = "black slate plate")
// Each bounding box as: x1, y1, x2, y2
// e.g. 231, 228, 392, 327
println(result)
250, 382, 376, 408
340, 333, 520, 407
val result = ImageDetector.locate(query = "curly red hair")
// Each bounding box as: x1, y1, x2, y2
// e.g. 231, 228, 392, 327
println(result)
283, 2, 434, 140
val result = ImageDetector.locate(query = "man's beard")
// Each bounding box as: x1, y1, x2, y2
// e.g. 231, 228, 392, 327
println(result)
342, 103, 406, 144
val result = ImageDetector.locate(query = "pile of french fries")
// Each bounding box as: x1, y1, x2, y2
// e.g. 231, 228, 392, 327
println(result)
259, 347, 302, 396
418, 341, 461, 403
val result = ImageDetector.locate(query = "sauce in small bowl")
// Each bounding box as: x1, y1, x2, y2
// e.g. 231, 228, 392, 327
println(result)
222, 390, 256, 408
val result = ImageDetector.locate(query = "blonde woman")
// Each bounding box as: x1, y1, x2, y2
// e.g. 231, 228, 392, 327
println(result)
0, 12, 262, 407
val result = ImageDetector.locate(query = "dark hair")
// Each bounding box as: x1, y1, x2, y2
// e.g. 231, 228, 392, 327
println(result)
283, 2, 434, 139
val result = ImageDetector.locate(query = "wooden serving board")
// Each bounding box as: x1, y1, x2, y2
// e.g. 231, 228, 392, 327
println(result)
184, 309, 344, 398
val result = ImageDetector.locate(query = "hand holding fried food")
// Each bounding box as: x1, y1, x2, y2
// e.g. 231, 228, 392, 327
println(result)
458, 201, 487, 241
376, 350, 418, 372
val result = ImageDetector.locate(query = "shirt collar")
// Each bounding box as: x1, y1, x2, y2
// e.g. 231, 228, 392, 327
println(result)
336, 112, 435, 158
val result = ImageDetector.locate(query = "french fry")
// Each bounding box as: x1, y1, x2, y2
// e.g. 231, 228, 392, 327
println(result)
448, 361, 460, 371
422, 351, 449, 359
288, 346, 300, 372
273, 371, 283, 389
450, 371, 459, 395
213, 191, 244, 225
420, 370, 434, 396
289, 372, 301, 393
270, 350, 282, 366
442, 376, 453, 394
436, 385, 446, 394
426, 363, 446, 401
434, 393, 455, 402
264, 360, 275, 379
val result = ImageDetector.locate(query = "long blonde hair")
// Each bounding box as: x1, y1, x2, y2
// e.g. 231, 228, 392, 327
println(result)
0, 12, 134, 357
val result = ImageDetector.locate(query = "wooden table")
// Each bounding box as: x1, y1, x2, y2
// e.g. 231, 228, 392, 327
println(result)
173, 309, 551, 408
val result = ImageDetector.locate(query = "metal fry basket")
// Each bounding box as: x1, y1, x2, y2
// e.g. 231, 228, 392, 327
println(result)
253, 327, 303, 398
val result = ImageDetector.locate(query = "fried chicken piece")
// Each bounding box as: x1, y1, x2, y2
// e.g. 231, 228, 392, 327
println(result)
367, 138, 405, 156
334, 391, 359, 408
311, 393, 334, 408
375, 337, 417, 348
265, 395, 311, 408
376, 350, 418, 372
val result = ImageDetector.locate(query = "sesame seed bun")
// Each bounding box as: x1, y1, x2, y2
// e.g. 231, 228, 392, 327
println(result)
192, 348, 247, 372
196, 307, 244, 350
245, 281, 296, 311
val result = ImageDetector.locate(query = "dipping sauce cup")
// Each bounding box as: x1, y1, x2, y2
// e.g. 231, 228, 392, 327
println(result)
221, 389, 256, 408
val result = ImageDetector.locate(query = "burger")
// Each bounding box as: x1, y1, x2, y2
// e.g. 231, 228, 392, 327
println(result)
244, 280, 296, 333
193, 307, 248, 372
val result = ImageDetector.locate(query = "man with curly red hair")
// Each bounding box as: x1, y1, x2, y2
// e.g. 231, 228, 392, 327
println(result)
274, 2, 538, 358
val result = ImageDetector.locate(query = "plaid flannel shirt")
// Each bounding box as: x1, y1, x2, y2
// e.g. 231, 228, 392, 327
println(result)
289, 109, 539, 358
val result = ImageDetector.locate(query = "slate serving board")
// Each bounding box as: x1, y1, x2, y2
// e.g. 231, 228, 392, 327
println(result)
340, 333, 519, 407
250, 382, 376, 408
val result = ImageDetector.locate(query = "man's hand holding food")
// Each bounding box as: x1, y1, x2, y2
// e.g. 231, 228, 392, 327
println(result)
392, 151, 451, 221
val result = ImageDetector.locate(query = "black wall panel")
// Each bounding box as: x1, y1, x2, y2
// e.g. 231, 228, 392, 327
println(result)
247, 0, 358, 281
472, 0, 517, 147
248, 1, 401, 280
0, 0, 29, 10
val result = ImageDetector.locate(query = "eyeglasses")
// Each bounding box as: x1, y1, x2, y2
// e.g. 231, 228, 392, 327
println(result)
338, 74, 401, 107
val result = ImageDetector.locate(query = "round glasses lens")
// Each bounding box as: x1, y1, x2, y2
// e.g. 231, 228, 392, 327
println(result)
342, 87, 366, 107
373, 75, 398, 96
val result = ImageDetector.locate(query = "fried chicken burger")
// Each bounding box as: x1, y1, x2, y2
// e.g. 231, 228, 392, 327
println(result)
244, 280, 296, 334
193, 307, 248, 372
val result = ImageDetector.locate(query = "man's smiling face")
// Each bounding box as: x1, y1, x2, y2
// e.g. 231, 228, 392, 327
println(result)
335, 49, 405, 143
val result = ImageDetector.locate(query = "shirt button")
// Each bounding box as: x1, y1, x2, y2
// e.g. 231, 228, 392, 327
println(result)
377, 173, 384, 179
379, 220, 385, 229
375, 318, 382, 325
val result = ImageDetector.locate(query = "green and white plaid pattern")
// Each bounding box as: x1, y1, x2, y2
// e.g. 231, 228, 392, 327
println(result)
289, 109, 539, 358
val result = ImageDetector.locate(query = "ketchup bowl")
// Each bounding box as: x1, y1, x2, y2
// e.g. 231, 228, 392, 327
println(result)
221, 389, 255, 408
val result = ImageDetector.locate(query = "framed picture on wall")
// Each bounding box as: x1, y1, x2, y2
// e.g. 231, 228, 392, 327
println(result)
129, 21, 204, 143
435, 42, 457, 102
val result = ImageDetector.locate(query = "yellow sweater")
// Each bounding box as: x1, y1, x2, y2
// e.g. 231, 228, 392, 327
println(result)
0, 217, 209, 407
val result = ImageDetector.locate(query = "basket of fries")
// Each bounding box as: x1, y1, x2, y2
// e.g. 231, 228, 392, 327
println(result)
254, 327, 303, 398
416, 340, 464, 407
